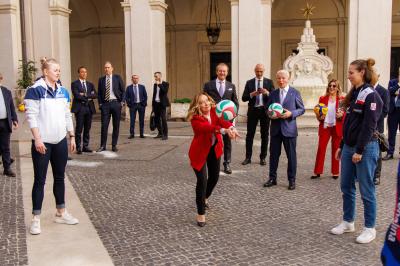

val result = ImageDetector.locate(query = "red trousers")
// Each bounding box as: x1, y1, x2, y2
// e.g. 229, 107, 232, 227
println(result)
313, 126, 341, 175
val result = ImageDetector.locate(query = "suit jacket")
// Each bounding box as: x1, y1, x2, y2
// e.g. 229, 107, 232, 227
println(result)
242, 77, 275, 109
152, 81, 170, 108
203, 80, 239, 111
71, 79, 97, 114
318, 95, 345, 137
97, 74, 125, 105
0, 86, 18, 132
387, 78, 398, 114
188, 108, 232, 171
375, 84, 389, 119
268, 87, 305, 138
125, 84, 147, 108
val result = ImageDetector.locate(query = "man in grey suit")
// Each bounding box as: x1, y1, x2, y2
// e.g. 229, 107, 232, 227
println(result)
203, 63, 239, 174
263, 70, 305, 190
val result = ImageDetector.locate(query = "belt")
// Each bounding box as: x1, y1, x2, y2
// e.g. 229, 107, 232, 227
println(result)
107, 99, 119, 102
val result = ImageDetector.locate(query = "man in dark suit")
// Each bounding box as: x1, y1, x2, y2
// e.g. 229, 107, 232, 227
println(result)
384, 75, 400, 161
263, 70, 305, 190
241, 64, 275, 166
125, 74, 147, 139
373, 78, 389, 185
152, 72, 169, 140
203, 63, 239, 174
0, 73, 18, 177
71, 66, 97, 154
97, 61, 125, 152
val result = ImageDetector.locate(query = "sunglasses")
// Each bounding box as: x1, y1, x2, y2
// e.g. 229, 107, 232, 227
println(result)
328, 84, 337, 88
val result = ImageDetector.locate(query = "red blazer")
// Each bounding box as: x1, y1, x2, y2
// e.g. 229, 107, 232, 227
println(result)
189, 108, 232, 171
318, 95, 345, 137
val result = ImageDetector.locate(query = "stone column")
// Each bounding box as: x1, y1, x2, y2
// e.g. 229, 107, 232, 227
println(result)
230, 0, 239, 92
149, 0, 167, 78
347, 0, 392, 88
121, 0, 132, 85
49, 0, 72, 89
236, 0, 273, 118
0, 0, 21, 90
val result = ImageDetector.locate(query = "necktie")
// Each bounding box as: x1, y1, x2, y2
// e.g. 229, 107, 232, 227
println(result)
280, 89, 285, 104
135, 85, 140, 103
82, 81, 87, 95
105, 76, 110, 101
255, 80, 262, 106
218, 81, 224, 97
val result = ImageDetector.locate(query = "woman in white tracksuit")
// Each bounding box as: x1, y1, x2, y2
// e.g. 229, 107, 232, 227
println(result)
24, 58, 78, 235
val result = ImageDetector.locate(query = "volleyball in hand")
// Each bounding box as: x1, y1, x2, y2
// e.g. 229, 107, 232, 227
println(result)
314, 103, 328, 116
216, 100, 238, 121
268, 103, 284, 118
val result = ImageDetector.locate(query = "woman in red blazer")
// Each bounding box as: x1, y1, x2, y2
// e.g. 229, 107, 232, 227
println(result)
187, 93, 239, 227
311, 79, 345, 179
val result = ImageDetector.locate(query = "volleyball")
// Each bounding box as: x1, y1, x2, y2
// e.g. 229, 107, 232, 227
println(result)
314, 103, 328, 116
216, 100, 238, 121
268, 103, 284, 118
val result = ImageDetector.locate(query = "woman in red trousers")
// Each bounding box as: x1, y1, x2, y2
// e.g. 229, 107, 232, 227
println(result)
311, 79, 345, 180
187, 93, 239, 227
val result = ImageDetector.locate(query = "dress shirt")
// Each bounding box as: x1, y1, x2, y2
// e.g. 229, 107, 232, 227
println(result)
107, 75, 117, 100
324, 99, 336, 127
0, 89, 6, 119
155, 84, 160, 102
279, 85, 289, 104
134, 84, 140, 103
255, 78, 264, 107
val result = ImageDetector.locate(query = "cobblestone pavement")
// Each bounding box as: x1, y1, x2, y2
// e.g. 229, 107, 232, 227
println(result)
0, 143, 28, 266
66, 120, 397, 265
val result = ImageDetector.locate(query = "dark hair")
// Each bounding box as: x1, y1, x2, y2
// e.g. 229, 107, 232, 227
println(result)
77, 66, 86, 73
342, 58, 377, 108
154, 71, 162, 75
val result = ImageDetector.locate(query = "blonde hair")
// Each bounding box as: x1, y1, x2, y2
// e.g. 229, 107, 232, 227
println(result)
325, 79, 342, 97
41, 57, 59, 72
186, 93, 215, 121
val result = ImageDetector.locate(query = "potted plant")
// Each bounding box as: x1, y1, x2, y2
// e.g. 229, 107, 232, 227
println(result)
170, 98, 191, 120
15, 60, 37, 111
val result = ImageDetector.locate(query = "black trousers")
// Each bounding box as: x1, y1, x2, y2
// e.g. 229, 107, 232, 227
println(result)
193, 145, 220, 215
153, 102, 168, 137
31, 138, 68, 215
223, 134, 231, 163
100, 101, 122, 147
74, 105, 92, 150
245, 107, 270, 160
0, 119, 11, 171
269, 130, 297, 182
129, 104, 145, 136
374, 120, 384, 181
387, 108, 400, 155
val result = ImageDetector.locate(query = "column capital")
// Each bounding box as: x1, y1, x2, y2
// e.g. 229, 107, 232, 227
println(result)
121, 0, 131, 12
261, 0, 274, 5
149, 0, 168, 13
229, 0, 239, 6
0, 4, 17, 14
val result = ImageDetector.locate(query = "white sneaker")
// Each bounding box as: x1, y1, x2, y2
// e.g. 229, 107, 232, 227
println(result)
30, 216, 41, 235
330, 221, 355, 235
54, 210, 79, 225
356, 227, 376, 244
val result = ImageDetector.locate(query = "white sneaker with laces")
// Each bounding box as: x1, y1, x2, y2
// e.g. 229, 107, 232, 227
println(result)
30, 216, 41, 235
356, 227, 376, 244
330, 221, 355, 235
54, 210, 79, 225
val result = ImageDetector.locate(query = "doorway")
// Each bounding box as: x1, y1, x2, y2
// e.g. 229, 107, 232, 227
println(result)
210, 52, 232, 82
390, 47, 400, 79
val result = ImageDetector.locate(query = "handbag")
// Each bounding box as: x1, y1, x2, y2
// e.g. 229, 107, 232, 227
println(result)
374, 131, 389, 152
150, 111, 156, 131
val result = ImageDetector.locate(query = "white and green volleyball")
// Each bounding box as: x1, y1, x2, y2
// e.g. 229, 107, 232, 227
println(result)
216, 100, 238, 121
268, 103, 284, 118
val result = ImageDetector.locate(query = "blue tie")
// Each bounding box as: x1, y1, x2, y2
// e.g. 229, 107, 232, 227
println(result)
255, 80, 261, 106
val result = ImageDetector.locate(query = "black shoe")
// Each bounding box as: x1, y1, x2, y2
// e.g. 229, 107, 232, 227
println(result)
241, 158, 251, 165
10, 158, 14, 165
161, 136, 168, 140
77, 150, 82, 155
82, 148, 93, 153
288, 182, 296, 190
332, 175, 339, 180
3, 169, 16, 177
96, 146, 106, 152
128, 135, 135, 139
374, 178, 380, 185
382, 154, 393, 160
154, 134, 162, 139
112, 146, 118, 152
197, 221, 206, 227
223, 163, 232, 174
140, 135, 145, 138
260, 159, 266, 166
263, 179, 277, 187
67, 157, 72, 161
310, 174, 320, 179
